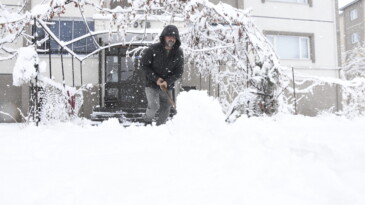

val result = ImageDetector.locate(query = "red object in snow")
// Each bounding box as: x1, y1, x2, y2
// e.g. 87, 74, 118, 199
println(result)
67, 91, 76, 113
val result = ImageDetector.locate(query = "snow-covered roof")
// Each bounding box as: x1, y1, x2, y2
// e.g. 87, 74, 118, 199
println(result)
339, 0, 361, 11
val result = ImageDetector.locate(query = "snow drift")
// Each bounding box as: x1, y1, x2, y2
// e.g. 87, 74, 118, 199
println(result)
0, 91, 364, 205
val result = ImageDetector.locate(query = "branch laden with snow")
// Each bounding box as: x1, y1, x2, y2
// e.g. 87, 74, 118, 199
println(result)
0, 1, 30, 60
4, 0, 290, 122
341, 43, 365, 116
97, 0, 289, 120
179, 0, 288, 121
343, 42, 365, 79
12, 46, 39, 86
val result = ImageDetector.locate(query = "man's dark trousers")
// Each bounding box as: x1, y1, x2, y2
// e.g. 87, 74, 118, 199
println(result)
144, 87, 172, 126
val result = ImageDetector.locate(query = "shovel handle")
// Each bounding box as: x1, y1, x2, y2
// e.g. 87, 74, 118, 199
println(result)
161, 88, 176, 109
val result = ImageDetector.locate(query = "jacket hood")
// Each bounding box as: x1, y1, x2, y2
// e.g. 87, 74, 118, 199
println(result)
159, 25, 181, 49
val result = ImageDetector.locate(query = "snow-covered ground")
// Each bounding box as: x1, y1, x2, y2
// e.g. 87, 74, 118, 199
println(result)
1, 91, 365, 205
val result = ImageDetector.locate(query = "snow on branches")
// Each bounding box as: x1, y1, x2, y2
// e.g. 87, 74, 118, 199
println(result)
12, 46, 39, 86
0, 1, 30, 60
341, 43, 365, 117
104, 0, 288, 120
2, 0, 288, 122
343, 42, 365, 78
179, 0, 287, 121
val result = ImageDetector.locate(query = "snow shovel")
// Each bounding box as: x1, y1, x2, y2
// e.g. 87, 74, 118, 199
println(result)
161, 86, 176, 110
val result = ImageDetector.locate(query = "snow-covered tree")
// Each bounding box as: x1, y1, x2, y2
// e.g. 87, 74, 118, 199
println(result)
0, 1, 30, 61
343, 42, 365, 78
340, 43, 365, 117
1, 0, 289, 123
109, 0, 287, 122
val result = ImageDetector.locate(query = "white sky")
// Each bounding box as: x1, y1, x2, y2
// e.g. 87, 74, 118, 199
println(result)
338, 0, 357, 8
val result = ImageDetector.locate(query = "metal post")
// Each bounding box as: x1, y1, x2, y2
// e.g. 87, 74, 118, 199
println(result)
199, 73, 202, 90
218, 65, 220, 98
80, 61, 83, 85
336, 68, 342, 112
61, 48, 65, 87
98, 38, 103, 107
208, 73, 211, 96
35, 66, 39, 126
72, 55, 75, 87
292, 67, 298, 115
48, 35, 52, 79
246, 40, 249, 88
32, 18, 40, 126
30, 82, 35, 122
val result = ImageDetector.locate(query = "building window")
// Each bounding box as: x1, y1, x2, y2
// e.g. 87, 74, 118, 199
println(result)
36, 20, 97, 54
268, 0, 308, 3
352, 33, 360, 44
266, 34, 311, 60
350, 9, 358, 21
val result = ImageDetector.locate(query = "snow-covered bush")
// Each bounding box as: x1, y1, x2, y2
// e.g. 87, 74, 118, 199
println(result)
341, 78, 365, 117
341, 43, 365, 117
37, 77, 84, 123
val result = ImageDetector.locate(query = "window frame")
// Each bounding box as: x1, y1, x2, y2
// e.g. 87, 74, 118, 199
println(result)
352, 33, 360, 44
264, 31, 314, 62
262, 0, 312, 7
36, 19, 97, 55
350, 9, 358, 21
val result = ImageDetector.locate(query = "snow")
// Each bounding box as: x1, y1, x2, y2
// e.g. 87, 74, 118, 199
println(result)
31, 4, 50, 17
339, 0, 357, 8
93, 13, 185, 22
1, 90, 365, 205
12, 46, 39, 86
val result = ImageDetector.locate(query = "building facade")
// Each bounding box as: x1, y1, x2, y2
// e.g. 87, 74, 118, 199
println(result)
340, 0, 363, 65
258, 0, 341, 116
0, 0, 341, 122
340, 0, 363, 52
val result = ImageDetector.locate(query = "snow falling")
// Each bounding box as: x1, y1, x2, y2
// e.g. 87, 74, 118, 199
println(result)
1, 1, 365, 205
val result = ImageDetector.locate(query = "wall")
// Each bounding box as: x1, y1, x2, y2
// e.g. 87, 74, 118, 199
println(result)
289, 68, 342, 116
339, 13, 346, 66
181, 64, 219, 98
245, 0, 338, 69
38, 56, 99, 86
248, 0, 333, 21
0, 75, 22, 122
246, 0, 341, 115
31, 0, 99, 18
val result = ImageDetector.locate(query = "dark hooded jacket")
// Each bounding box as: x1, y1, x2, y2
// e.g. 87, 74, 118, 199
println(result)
141, 25, 184, 90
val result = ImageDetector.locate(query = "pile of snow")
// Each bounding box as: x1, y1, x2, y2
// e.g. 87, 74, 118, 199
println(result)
1, 91, 365, 205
